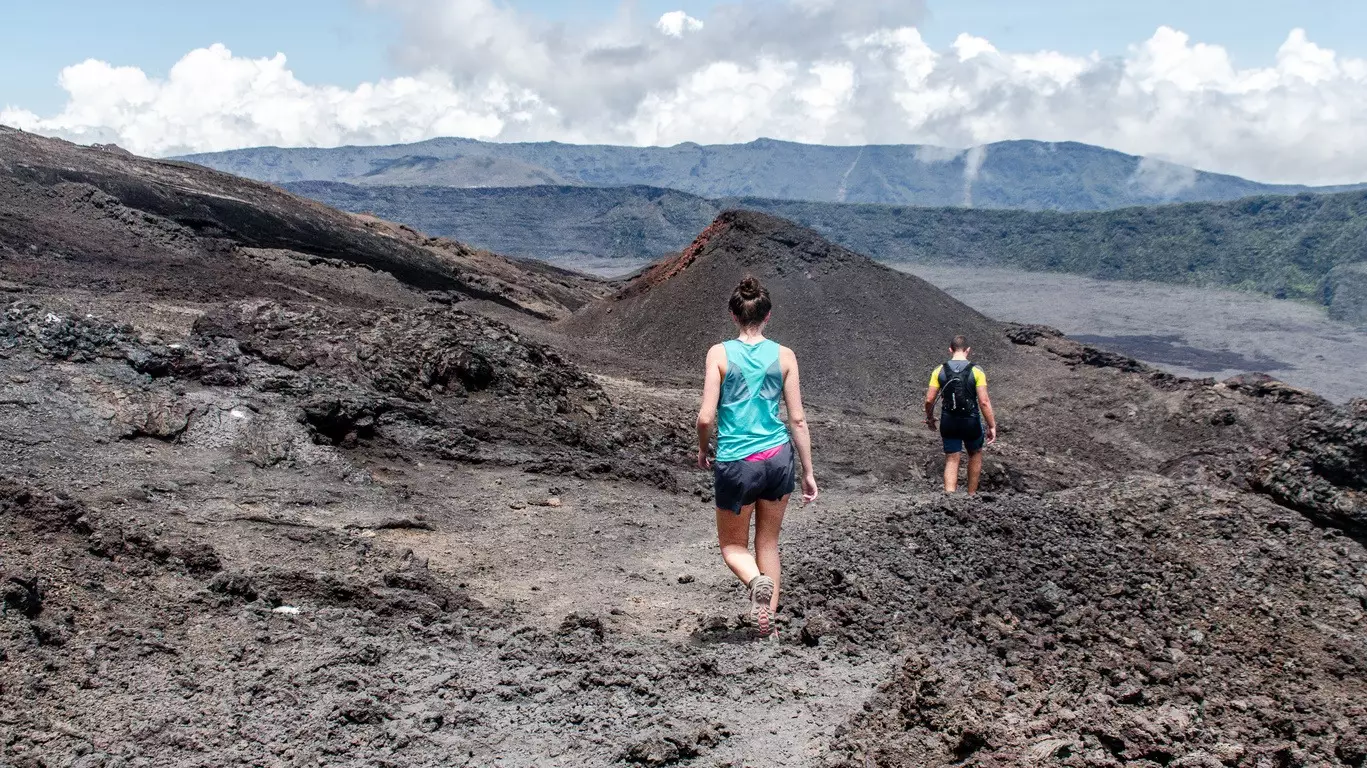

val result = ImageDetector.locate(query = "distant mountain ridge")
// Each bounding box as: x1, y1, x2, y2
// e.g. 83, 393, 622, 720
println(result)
181, 138, 1365, 212
284, 181, 1367, 324
284, 183, 715, 272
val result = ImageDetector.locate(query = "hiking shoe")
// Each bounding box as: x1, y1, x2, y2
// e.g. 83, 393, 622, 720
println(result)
748, 575, 776, 637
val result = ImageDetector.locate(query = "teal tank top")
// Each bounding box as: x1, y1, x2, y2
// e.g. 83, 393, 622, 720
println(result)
716, 339, 790, 462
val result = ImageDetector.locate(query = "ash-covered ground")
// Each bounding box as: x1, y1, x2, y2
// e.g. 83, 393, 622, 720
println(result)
2, 130, 1366, 768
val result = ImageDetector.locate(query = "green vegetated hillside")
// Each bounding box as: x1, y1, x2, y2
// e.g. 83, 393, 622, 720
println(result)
285, 182, 1367, 321
184, 138, 1365, 211
746, 192, 1367, 303
286, 183, 716, 271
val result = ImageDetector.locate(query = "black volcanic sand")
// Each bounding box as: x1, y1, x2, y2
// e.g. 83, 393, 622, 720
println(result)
1070, 335, 1288, 373
2, 129, 1366, 767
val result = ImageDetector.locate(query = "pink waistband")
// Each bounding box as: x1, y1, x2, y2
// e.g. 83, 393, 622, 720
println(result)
743, 445, 785, 462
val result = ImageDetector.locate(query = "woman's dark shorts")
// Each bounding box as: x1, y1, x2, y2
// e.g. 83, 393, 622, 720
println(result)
714, 443, 796, 514
941, 414, 985, 454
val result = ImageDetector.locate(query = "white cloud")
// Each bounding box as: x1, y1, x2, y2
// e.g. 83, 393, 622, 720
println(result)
913, 145, 964, 164
4, 2, 1367, 186
1, 44, 516, 153
657, 11, 704, 38
962, 145, 987, 206
953, 33, 998, 62
1132, 156, 1199, 198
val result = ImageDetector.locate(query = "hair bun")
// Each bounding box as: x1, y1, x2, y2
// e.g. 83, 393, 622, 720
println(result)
737, 275, 762, 299
729, 274, 772, 327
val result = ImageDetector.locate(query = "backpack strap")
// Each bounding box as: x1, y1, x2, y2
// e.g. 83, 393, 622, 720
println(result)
937, 361, 952, 388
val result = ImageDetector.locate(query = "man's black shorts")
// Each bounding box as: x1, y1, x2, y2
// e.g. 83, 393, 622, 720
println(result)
713, 442, 796, 514
941, 414, 984, 454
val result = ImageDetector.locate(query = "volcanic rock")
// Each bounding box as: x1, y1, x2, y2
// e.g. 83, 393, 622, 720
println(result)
1256, 398, 1367, 537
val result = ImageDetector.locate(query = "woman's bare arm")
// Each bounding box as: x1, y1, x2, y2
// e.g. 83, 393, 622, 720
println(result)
780, 347, 818, 503
696, 344, 725, 468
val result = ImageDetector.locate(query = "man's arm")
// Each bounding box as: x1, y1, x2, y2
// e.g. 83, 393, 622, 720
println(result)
923, 365, 940, 430
696, 345, 724, 468
978, 384, 997, 445
923, 385, 939, 431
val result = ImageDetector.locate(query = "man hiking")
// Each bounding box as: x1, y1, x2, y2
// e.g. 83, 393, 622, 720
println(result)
696, 275, 819, 639
924, 335, 997, 494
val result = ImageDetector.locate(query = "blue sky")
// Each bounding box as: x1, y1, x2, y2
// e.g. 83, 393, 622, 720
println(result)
4, 0, 1365, 115
5, 0, 1367, 184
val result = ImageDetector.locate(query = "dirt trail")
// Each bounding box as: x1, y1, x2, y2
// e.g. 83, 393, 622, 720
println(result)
352, 380, 910, 765
384, 473, 903, 766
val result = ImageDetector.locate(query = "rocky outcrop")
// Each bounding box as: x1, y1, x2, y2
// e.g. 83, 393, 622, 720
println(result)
1006, 322, 1161, 375
1223, 372, 1328, 408
1256, 399, 1367, 537
187, 300, 685, 484
0, 477, 222, 576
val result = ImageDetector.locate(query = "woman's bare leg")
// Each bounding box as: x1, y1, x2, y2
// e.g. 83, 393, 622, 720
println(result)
716, 504, 760, 585
754, 495, 789, 612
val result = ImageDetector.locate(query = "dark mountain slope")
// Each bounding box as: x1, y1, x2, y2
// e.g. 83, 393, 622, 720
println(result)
0, 126, 602, 318
562, 210, 1026, 406
181, 137, 1367, 211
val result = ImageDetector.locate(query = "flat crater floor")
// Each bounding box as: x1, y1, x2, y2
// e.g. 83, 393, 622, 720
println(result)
898, 264, 1367, 403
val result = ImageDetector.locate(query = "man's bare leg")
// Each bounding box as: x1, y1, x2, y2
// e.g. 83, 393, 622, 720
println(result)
753, 495, 789, 612
944, 452, 962, 492
966, 450, 984, 494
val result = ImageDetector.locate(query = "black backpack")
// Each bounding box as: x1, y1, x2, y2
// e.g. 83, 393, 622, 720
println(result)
938, 361, 979, 417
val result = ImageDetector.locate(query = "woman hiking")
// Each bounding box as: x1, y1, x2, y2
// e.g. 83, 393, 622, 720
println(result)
696, 276, 819, 638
